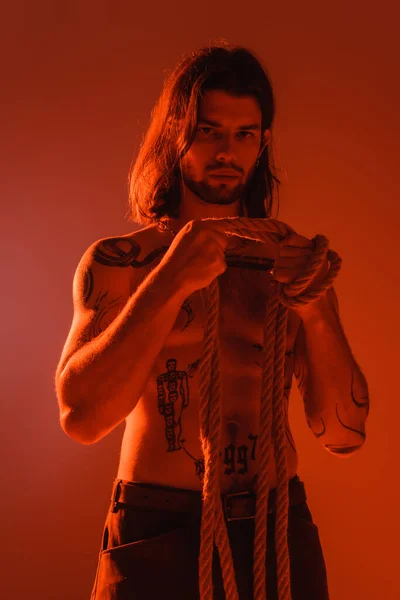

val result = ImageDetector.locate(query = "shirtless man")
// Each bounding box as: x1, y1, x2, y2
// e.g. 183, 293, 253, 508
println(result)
55, 44, 368, 600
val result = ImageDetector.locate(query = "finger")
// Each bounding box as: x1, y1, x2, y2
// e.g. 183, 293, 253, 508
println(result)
198, 217, 250, 248
278, 246, 313, 259
195, 219, 231, 250
279, 233, 313, 249
273, 269, 298, 284
277, 255, 308, 267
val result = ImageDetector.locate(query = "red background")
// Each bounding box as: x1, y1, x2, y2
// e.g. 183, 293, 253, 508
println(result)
2, 1, 398, 599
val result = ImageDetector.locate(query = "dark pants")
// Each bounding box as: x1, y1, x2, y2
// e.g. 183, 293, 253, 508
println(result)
90, 476, 330, 599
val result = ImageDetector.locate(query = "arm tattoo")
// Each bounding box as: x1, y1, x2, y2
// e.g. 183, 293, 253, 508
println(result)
94, 237, 169, 268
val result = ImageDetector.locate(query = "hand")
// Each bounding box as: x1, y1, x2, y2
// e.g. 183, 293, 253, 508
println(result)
159, 218, 230, 296
274, 232, 329, 291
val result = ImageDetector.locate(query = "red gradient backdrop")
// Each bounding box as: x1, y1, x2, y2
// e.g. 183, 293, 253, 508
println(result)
2, 2, 399, 599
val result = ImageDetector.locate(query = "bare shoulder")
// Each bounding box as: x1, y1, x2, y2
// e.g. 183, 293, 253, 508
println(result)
55, 226, 160, 381
93, 225, 155, 266
90, 224, 169, 287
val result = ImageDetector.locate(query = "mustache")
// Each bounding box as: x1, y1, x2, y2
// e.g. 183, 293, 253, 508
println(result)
208, 167, 242, 175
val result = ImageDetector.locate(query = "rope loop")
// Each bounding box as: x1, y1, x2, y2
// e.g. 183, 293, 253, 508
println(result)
208, 216, 342, 309
278, 235, 342, 307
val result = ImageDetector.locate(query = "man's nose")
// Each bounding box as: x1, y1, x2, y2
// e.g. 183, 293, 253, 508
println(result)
215, 135, 237, 162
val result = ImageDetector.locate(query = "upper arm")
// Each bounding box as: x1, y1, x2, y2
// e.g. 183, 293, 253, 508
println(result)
55, 237, 134, 385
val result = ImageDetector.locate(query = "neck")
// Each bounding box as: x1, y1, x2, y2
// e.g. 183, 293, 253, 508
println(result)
163, 197, 247, 234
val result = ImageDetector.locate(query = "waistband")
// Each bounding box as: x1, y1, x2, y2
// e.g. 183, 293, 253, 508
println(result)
109, 475, 307, 522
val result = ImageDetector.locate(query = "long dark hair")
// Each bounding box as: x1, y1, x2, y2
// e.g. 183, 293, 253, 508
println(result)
126, 40, 281, 225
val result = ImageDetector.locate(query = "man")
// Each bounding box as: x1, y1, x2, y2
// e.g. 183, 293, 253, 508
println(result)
55, 43, 369, 600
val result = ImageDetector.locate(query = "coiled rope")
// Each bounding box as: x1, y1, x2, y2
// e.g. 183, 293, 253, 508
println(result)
197, 216, 342, 600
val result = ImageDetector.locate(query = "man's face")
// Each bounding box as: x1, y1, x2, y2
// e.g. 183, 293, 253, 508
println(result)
180, 90, 270, 208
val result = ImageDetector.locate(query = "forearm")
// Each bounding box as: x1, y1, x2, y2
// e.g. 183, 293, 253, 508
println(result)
299, 293, 370, 455
57, 263, 187, 445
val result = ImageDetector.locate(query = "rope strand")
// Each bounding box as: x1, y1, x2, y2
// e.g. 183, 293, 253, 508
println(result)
196, 217, 341, 600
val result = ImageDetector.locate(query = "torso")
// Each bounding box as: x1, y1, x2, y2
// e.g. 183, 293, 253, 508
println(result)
116, 224, 302, 493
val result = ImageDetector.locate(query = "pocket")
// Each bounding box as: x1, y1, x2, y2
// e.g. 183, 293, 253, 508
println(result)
96, 525, 197, 596
92, 509, 197, 599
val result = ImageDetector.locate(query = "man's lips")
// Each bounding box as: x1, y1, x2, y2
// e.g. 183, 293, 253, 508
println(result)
210, 173, 239, 179
209, 170, 240, 177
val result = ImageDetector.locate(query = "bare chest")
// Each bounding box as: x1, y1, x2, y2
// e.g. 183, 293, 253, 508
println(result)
156, 273, 299, 419
118, 226, 301, 491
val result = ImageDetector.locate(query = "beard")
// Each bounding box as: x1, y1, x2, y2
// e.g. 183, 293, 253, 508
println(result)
182, 175, 245, 207
181, 162, 257, 209
179, 162, 266, 315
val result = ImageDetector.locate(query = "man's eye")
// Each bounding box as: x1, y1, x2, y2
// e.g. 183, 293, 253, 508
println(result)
238, 131, 253, 139
197, 128, 253, 139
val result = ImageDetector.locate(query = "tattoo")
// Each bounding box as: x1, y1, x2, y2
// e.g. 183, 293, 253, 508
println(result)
292, 337, 369, 451
252, 343, 264, 369
307, 405, 366, 447
180, 298, 195, 332
187, 358, 201, 378
94, 237, 168, 268
222, 431, 259, 476
179, 443, 206, 481
154, 356, 205, 481
311, 416, 326, 439
310, 407, 366, 455
79, 288, 125, 343
293, 346, 307, 400
77, 237, 168, 344
180, 433, 261, 483
324, 444, 364, 455
156, 359, 190, 453
92, 238, 199, 337
78, 237, 149, 317
155, 351, 298, 480
350, 368, 370, 416
334, 402, 367, 441
83, 267, 94, 304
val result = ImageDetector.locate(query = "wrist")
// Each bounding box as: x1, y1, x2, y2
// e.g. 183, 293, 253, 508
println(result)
292, 256, 332, 323
293, 290, 331, 324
